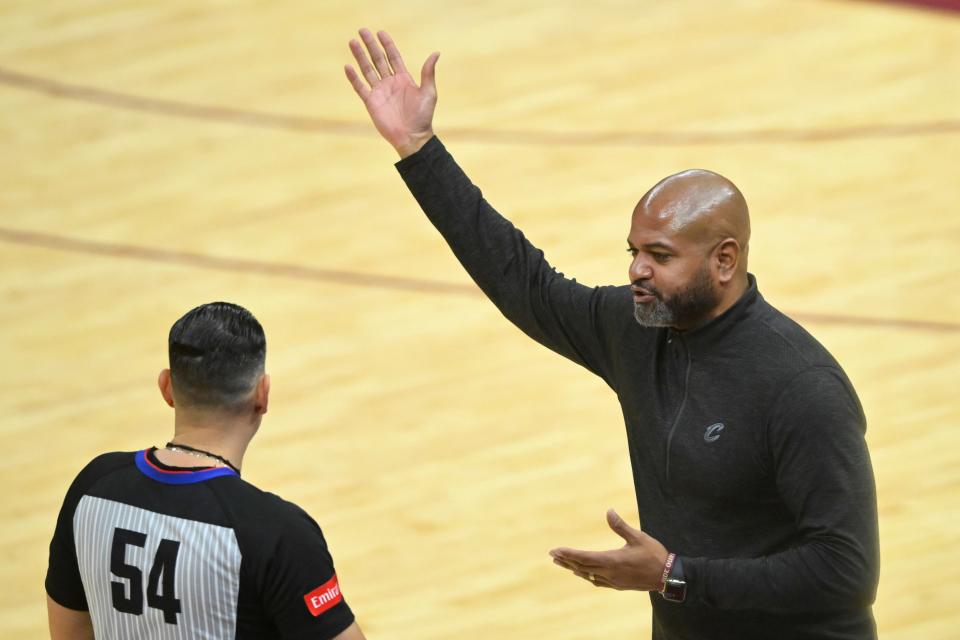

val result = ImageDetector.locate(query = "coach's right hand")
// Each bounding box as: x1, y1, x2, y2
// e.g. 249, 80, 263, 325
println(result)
345, 28, 440, 159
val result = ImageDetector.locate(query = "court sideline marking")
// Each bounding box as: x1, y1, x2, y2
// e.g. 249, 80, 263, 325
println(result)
2, 226, 958, 334
2, 67, 959, 146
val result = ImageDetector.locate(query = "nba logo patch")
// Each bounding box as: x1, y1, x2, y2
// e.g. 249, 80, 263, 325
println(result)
304, 574, 343, 617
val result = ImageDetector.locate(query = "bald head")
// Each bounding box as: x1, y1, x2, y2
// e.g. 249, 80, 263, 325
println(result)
627, 169, 752, 330
635, 169, 750, 257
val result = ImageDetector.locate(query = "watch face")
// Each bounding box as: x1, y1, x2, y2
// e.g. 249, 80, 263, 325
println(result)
662, 578, 687, 603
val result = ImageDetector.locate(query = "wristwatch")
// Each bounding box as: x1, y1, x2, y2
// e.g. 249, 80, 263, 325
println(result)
660, 556, 687, 603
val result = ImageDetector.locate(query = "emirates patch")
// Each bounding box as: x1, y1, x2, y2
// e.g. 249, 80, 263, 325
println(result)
303, 574, 343, 617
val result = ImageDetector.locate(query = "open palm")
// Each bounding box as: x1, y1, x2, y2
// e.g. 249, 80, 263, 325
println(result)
345, 29, 440, 158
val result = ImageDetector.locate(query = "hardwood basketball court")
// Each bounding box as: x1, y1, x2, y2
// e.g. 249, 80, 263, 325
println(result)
1, 1, 958, 637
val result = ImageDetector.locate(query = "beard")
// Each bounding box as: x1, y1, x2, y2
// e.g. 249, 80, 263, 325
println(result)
633, 264, 722, 329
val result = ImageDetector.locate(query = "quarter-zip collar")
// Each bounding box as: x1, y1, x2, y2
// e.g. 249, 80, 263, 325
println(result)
661, 274, 759, 484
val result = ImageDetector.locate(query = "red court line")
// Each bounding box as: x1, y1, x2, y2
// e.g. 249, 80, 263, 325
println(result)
2, 226, 958, 334
868, 0, 960, 13
1, 67, 959, 146
0, 226, 477, 297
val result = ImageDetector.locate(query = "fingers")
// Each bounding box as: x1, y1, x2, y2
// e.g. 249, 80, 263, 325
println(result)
359, 28, 392, 79
549, 547, 606, 569
377, 30, 408, 76
343, 65, 370, 100
552, 557, 615, 588
551, 555, 580, 572
420, 51, 440, 93
607, 508, 642, 544
349, 38, 380, 87
575, 570, 615, 589
576, 573, 616, 589
348, 27, 437, 95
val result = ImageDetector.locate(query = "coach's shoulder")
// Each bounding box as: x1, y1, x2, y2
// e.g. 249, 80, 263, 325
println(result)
753, 300, 843, 368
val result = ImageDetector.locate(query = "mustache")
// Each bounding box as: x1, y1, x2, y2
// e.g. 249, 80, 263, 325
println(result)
631, 280, 661, 298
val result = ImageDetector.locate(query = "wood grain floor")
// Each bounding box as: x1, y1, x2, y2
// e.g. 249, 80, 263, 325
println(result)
1, 1, 958, 638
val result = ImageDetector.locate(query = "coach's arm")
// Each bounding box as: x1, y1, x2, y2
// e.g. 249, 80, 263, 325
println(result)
552, 368, 879, 613
346, 29, 627, 385
680, 368, 880, 611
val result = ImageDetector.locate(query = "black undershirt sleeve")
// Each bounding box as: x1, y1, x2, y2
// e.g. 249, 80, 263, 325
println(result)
396, 136, 630, 387
681, 367, 880, 612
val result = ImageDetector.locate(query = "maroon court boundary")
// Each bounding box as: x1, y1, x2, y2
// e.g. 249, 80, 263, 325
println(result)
2, 226, 958, 335
868, 0, 960, 13
2, 0, 958, 334
1, 67, 959, 147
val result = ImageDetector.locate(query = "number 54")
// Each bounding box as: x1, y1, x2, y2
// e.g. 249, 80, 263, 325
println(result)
110, 527, 182, 625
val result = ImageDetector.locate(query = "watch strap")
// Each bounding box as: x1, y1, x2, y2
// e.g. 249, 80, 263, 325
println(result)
660, 555, 687, 603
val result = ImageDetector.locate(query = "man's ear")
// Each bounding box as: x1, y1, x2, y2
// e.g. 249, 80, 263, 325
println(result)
158, 369, 175, 408
715, 238, 741, 283
254, 374, 270, 416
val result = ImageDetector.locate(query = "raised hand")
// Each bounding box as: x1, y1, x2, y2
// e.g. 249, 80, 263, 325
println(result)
549, 509, 669, 591
345, 28, 440, 158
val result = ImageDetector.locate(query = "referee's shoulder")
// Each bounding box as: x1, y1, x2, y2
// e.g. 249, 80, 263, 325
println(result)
54, 450, 138, 506
211, 476, 323, 533
72, 450, 137, 484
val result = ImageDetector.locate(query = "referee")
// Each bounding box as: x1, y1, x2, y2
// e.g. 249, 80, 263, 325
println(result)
46, 302, 365, 640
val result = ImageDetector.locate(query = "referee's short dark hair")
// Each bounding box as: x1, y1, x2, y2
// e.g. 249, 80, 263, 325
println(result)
168, 302, 266, 410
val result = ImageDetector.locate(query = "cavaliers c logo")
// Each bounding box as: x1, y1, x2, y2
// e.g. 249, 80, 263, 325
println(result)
704, 423, 725, 442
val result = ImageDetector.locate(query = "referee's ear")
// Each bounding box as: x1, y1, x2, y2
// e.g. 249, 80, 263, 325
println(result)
158, 369, 175, 408
254, 374, 270, 416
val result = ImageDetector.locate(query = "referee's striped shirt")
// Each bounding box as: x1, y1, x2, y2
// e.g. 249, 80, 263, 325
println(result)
47, 449, 354, 639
